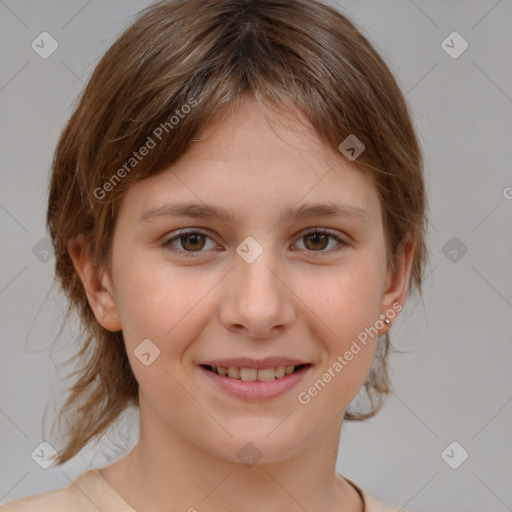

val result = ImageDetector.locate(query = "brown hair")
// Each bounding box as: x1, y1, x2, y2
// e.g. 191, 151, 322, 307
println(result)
46, 0, 428, 465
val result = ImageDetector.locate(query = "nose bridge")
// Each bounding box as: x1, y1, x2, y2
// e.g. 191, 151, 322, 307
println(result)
221, 236, 295, 337
236, 237, 283, 305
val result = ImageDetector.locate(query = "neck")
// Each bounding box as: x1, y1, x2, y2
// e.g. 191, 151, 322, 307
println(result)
100, 402, 363, 512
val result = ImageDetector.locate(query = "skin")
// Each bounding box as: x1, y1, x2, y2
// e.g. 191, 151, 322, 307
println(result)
69, 96, 415, 512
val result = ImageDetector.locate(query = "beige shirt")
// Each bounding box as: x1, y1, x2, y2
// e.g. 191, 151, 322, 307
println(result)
0, 469, 404, 511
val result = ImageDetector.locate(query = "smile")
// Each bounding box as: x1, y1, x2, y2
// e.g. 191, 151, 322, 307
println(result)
198, 363, 313, 401
201, 364, 310, 381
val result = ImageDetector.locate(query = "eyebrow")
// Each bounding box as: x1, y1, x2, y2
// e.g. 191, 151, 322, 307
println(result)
138, 201, 370, 224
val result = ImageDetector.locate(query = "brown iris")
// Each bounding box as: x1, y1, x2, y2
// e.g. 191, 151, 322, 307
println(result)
179, 232, 206, 251
303, 233, 330, 251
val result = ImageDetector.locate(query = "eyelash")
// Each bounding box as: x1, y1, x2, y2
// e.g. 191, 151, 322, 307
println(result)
162, 228, 348, 257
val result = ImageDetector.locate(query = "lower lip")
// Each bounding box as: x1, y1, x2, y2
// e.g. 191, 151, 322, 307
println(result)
199, 365, 312, 401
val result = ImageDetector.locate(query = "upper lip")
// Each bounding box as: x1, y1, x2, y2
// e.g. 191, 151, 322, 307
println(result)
198, 357, 311, 369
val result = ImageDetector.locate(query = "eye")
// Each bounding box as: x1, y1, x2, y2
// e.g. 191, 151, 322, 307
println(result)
294, 229, 347, 253
162, 228, 348, 257
163, 230, 218, 254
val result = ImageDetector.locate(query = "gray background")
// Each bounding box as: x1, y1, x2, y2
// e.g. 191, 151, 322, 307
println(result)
1, 1, 511, 511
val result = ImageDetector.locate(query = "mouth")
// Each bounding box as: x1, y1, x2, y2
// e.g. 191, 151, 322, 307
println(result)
198, 362, 313, 401
199, 363, 312, 382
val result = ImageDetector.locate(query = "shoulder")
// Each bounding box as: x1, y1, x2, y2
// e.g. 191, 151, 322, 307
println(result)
0, 469, 125, 512
344, 477, 407, 512
362, 492, 405, 512
0, 485, 79, 512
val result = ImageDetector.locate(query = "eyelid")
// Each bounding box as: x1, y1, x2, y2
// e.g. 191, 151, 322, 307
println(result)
295, 227, 349, 253
163, 228, 220, 255
299, 226, 347, 241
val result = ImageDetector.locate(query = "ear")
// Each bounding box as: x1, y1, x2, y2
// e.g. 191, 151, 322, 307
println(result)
379, 236, 416, 333
67, 234, 122, 332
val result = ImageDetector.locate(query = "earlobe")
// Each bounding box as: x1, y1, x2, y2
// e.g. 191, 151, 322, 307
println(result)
67, 235, 122, 332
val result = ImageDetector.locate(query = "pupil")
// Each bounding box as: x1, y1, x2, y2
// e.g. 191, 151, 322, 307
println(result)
306, 233, 328, 250
182, 233, 204, 251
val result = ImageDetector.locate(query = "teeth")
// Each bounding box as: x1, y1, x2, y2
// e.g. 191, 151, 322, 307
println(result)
255, 368, 275, 382
239, 368, 258, 381
210, 364, 303, 381
227, 367, 239, 379
275, 366, 286, 378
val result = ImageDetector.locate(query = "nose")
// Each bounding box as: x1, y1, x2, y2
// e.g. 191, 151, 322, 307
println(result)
218, 242, 296, 339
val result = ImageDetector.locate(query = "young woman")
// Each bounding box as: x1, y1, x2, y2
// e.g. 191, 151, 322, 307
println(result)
1, 1, 427, 510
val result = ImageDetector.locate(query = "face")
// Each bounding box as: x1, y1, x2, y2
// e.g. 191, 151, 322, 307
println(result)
73, 96, 412, 465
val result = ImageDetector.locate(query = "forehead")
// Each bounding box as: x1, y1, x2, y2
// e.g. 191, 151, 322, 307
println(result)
118, 97, 382, 227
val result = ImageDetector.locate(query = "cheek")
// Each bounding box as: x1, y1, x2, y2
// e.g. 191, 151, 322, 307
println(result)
113, 258, 215, 357
303, 260, 384, 339
296, 263, 383, 398
114, 263, 217, 412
